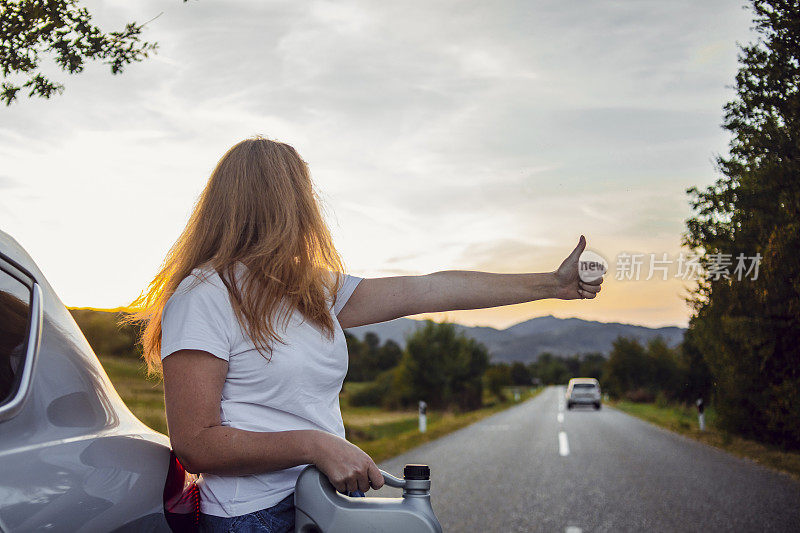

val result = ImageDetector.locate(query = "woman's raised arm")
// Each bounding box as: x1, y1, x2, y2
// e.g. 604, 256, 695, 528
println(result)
337, 236, 603, 329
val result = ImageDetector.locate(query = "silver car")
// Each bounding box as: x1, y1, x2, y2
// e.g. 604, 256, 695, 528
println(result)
0, 230, 198, 532
565, 377, 602, 410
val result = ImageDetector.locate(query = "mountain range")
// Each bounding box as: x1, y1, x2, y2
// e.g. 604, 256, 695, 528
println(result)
346, 315, 685, 364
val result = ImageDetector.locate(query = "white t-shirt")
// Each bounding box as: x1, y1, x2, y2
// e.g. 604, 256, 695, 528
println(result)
160, 264, 362, 517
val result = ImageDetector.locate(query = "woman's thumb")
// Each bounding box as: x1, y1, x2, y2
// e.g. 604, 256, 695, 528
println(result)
568, 235, 586, 261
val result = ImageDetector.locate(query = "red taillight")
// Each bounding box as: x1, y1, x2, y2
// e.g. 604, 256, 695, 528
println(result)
164, 450, 200, 532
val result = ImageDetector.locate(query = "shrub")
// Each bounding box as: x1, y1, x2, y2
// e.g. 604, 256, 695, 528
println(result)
388, 320, 489, 411
485, 364, 511, 401
349, 371, 394, 407
625, 388, 655, 403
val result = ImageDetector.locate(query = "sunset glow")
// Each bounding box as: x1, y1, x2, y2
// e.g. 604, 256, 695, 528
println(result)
0, 0, 752, 329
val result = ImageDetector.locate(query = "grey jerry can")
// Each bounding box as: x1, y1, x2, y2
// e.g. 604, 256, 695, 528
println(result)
294, 464, 443, 533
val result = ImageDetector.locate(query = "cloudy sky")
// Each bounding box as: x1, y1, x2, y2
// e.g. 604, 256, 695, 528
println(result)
1, 0, 754, 329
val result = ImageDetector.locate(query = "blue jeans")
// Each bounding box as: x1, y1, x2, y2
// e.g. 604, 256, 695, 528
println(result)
198, 493, 295, 533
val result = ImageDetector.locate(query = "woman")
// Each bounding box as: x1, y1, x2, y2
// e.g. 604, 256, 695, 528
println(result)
126, 136, 603, 532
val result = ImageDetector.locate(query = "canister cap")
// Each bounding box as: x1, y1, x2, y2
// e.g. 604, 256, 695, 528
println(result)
403, 464, 430, 480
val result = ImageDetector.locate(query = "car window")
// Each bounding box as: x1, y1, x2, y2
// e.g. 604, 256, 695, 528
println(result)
0, 262, 33, 406
574, 383, 596, 389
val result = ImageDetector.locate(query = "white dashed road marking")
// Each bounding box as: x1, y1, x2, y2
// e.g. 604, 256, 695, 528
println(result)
565, 527, 583, 533
559, 431, 570, 456
557, 413, 564, 423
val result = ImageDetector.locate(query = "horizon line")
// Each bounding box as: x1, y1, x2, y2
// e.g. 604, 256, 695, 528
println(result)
67, 306, 686, 332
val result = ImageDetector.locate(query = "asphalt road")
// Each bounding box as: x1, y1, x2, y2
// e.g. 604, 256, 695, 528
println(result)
376, 386, 800, 532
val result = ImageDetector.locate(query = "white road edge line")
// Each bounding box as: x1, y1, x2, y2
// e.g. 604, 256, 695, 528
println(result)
557, 413, 564, 423
558, 431, 570, 456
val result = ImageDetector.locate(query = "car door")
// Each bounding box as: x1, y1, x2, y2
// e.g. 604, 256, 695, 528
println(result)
0, 241, 178, 532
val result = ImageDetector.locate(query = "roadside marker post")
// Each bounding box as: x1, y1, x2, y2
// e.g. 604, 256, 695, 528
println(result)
419, 400, 427, 434
696, 398, 705, 431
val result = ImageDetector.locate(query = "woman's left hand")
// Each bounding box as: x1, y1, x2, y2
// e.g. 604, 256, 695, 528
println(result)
553, 235, 604, 300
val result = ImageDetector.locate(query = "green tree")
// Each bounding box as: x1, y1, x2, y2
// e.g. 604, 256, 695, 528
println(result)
602, 336, 686, 401
485, 363, 512, 401
529, 352, 571, 385
509, 361, 532, 386
348, 369, 395, 407
602, 337, 648, 399
578, 353, 606, 380
344, 331, 369, 382
676, 327, 713, 403
646, 337, 682, 400
684, 0, 800, 447
389, 320, 489, 411
364, 331, 380, 354
0, 0, 189, 105
375, 339, 402, 372
563, 355, 581, 378
344, 332, 403, 382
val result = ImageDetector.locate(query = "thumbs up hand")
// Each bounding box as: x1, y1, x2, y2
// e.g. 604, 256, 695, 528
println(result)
553, 236, 604, 300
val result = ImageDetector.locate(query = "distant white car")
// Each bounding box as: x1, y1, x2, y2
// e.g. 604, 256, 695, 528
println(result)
566, 378, 602, 410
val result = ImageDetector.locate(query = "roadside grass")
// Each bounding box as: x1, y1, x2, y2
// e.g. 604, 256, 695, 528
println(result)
609, 399, 800, 480
99, 355, 168, 434
97, 354, 542, 463
341, 385, 543, 463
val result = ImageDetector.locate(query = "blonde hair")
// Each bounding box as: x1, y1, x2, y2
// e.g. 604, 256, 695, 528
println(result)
123, 136, 344, 377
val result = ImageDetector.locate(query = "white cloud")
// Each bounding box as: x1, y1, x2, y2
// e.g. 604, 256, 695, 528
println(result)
0, 0, 753, 328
